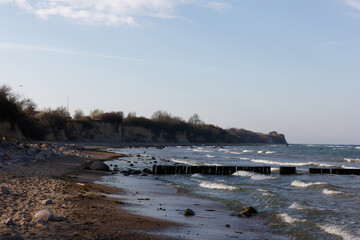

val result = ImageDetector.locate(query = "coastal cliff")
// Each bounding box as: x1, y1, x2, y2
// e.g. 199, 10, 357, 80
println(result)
0, 119, 287, 144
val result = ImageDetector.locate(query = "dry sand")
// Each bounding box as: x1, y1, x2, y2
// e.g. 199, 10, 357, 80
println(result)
0, 142, 175, 240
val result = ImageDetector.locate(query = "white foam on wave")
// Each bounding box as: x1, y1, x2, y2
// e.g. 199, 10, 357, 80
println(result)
230, 151, 242, 155
278, 213, 306, 224
344, 158, 360, 162
265, 151, 276, 154
193, 148, 212, 153
291, 180, 327, 188
172, 158, 197, 166
257, 151, 264, 154
320, 224, 360, 240
199, 181, 238, 191
206, 154, 215, 158
218, 148, 230, 152
204, 163, 222, 166
233, 171, 276, 181
341, 165, 358, 169
191, 173, 205, 179
355, 146, 360, 150
271, 167, 279, 172
289, 202, 307, 210
322, 189, 343, 195
243, 149, 255, 153
250, 159, 332, 167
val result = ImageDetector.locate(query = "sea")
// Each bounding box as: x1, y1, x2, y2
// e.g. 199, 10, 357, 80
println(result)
101, 144, 360, 240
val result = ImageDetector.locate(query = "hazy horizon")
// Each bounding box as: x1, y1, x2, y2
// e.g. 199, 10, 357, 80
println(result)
1, 0, 359, 145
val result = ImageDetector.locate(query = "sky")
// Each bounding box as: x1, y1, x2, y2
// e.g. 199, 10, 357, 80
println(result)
0, 0, 360, 145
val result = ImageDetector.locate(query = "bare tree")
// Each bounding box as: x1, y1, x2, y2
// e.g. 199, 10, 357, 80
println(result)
188, 113, 204, 125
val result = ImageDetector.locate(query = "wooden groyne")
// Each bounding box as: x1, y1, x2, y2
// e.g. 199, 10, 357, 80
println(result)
279, 166, 296, 175
309, 168, 360, 175
150, 165, 360, 176
152, 165, 271, 175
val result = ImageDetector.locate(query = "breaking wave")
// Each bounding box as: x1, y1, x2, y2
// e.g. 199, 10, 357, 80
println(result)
278, 213, 306, 224
233, 171, 276, 181
199, 181, 238, 191
320, 224, 360, 240
291, 180, 327, 188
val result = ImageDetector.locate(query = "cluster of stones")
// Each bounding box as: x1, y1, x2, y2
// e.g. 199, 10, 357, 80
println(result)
231, 206, 258, 218
0, 141, 90, 166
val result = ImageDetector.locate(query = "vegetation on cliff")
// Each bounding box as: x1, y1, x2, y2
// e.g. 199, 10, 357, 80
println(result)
0, 85, 287, 144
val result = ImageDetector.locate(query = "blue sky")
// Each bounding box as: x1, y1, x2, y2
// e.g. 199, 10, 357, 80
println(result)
1, 0, 360, 144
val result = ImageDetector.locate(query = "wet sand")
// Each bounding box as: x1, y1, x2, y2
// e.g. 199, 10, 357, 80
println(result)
99, 174, 288, 240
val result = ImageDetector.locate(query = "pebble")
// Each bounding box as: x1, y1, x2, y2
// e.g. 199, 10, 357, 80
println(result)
0, 186, 11, 195
41, 199, 53, 205
4, 218, 16, 226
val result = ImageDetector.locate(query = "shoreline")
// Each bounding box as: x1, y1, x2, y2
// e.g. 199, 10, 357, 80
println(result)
0, 141, 287, 239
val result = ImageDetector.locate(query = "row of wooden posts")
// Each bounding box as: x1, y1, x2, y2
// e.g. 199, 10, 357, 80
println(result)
152, 165, 360, 175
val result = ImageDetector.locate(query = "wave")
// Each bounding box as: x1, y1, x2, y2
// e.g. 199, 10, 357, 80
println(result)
218, 148, 230, 152
199, 181, 238, 191
172, 158, 197, 166
250, 159, 335, 168
265, 151, 276, 154
233, 171, 276, 181
355, 146, 360, 150
278, 213, 306, 224
289, 202, 307, 210
191, 173, 205, 179
320, 224, 360, 240
193, 148, 213, 153
250, 159, 310, 166
206, 154, 215, 158
243, 150, 255, 153
322, 189, 343, 195
230, 151, 243, 155
344, 158, 360, 162
341, 165, 358, 169
204, 163, 222, 166
291, 180, 327, 188
257, 151, 264, 154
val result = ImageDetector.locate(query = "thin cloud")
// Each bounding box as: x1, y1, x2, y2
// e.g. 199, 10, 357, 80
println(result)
343, 0, 360, 11
0, 42, 147, 62
0, 0, 230, 26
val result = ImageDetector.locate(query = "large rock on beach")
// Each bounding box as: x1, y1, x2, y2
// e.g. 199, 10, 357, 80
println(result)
0, 186, 11, 195
143, 168, 152, 174
184, 208, 195, 216
34, 209, 58, 221
90, 161, 110, 171
242, 206, 258, 215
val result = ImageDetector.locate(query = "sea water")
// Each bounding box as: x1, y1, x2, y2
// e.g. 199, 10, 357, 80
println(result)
104, 144, 360, 240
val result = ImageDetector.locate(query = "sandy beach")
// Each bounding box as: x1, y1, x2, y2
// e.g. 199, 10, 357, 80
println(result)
0, 141, 176, 240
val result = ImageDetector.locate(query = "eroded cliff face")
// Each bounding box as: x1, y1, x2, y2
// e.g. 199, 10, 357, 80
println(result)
0, 120, 286, 144
0, 122, 25, 140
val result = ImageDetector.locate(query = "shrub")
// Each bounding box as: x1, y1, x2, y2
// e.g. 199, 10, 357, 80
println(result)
91, 111, 124, 124
73, 109, 85, 120
36, 107, 71, 130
